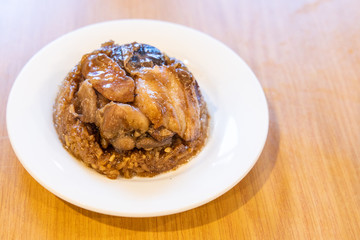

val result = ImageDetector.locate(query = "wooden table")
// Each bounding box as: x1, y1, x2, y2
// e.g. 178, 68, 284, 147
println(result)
1, 0, 359, 239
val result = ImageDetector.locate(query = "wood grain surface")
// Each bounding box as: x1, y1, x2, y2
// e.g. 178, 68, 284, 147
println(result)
1, 0, 359, 239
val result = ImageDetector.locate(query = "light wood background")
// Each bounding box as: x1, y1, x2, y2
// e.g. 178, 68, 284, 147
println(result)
1, 0, 359, 239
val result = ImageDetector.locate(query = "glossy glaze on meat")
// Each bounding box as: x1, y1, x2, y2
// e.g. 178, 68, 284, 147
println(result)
53, 41, 209, 179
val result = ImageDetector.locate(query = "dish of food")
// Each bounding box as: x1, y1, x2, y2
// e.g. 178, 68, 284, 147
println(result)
53, 41, 209, 179
7, 20, 268, 217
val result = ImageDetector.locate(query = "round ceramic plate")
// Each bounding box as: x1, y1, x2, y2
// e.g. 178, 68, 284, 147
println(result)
7, 19, 268, 217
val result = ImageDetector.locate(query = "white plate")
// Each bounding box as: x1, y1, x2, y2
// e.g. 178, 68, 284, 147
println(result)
7, 20, 268, 217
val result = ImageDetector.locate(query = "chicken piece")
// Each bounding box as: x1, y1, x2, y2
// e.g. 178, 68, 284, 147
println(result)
148, 126, 175, 142
96, 102, 150, 151
96, 102, 150, 138
96, 91, 110, 108
77, 80, 97, 123
111, 136, 135, 151
81, 53, 135, 102
134, 65, 201, 141
136, 136, 173, 149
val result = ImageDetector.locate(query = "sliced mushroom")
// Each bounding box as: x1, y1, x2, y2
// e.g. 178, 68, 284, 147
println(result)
136, 136, 173, 149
